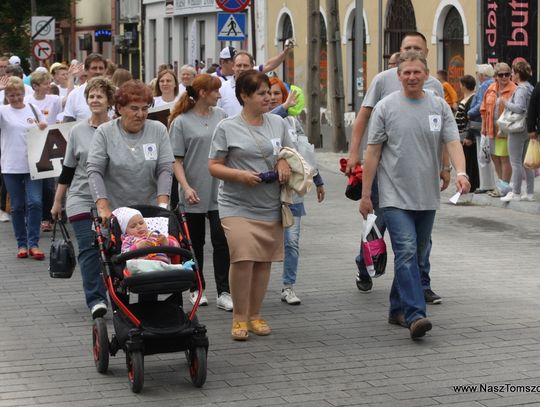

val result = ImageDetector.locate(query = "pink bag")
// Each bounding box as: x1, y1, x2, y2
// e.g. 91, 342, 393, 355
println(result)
361, 214, 387, 278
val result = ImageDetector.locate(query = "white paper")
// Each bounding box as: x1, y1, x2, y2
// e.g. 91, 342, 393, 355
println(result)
449, 191, 461, 204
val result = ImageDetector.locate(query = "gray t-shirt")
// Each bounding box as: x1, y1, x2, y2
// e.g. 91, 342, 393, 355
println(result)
169, 107, 227, 213
368, 90, 459, 210
63, 121, 97, 217
209, 113, 294, 221
87, 118, 174, 210
362, 67, 444, 108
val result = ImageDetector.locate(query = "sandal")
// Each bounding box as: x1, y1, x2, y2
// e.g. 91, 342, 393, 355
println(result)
231, 321, 249, 341
17, 247, 28, 259
249, 318, 271, 336
29, 247, 45, 261
487, 189, 502, 198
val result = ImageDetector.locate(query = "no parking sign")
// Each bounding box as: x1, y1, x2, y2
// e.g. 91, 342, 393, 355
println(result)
215, 0, 250, 13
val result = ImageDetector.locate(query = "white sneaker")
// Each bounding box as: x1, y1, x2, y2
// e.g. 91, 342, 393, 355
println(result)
0, 210, 10, 222
189, 290, 208, 306
91, 302, 107, 319
500, 192, 521, 202
281, 287, 301, 305
521, 193, 535, 201
216, 292, 233, 311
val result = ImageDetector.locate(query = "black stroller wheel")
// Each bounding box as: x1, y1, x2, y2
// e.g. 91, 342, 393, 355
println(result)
92, 318, 109, 373
188, 347, 207, 387
126, 351, 144, 393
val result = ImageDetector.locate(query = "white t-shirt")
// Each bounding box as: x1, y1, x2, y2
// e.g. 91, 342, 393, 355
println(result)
0, 104, 45, 173
217, 77, 241, 117
153, 94, 180, 108
24, 94, 63, 124
63, 83, 90, 121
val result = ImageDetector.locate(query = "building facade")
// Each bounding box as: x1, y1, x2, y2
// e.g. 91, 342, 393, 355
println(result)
140, 0, 537, 112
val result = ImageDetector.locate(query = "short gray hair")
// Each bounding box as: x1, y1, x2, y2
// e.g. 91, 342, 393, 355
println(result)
476, 64, 494, 77
397, 50, 428, 73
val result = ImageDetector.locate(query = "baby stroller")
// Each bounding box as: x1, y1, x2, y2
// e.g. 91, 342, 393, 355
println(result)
90, 205, 208, 393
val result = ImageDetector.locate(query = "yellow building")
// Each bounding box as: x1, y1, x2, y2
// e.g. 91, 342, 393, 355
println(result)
265, 0, 479, 112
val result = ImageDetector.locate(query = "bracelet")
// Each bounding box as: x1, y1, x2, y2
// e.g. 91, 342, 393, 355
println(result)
456, 172, 469, 179
442, 165, 452, 172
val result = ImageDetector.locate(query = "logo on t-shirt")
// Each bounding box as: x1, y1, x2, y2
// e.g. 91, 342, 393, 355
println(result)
429, 115, 442, 132
143, 143, 158, 160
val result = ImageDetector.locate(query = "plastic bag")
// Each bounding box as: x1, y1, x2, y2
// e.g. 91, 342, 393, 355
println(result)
361, 214, 387, 278
479, 134, 491, 167
524, 139, 540, 169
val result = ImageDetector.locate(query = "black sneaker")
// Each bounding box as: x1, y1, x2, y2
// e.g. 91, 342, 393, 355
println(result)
356, 273, 373, 292
424, 289, 442, 304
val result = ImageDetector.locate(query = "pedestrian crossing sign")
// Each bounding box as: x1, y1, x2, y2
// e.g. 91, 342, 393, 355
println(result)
217, 12, 246, 41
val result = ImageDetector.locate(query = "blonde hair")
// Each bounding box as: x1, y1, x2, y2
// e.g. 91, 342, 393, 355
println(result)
5, 76, 24, 93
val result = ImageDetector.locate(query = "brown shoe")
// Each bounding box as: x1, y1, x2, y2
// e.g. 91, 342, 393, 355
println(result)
388, 313, 407, 327
409, 317, 432, 339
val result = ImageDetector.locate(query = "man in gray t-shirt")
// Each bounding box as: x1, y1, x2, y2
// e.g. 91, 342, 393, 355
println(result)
347, 32, 447, 303
359, 51, 470, 340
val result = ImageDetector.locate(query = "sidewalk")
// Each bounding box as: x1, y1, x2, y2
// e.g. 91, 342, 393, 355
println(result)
314, 150, 540, 215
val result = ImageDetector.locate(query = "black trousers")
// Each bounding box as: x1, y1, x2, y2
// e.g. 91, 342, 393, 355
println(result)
185, 211, 230, 295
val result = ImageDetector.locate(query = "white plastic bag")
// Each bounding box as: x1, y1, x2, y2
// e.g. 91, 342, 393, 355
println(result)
479, 134, 491, 167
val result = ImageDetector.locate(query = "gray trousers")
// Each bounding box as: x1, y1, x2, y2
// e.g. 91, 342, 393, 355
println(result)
508, 131, 534, 195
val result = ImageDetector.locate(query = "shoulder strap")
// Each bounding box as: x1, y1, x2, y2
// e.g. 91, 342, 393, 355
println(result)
28, 103, 40, 122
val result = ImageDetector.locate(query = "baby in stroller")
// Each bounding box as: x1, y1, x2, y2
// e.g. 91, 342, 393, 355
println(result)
112, 207, 190, 276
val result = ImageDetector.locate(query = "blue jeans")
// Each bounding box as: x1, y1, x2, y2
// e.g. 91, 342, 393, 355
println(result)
356, 180, 432, 289
283, 216, 302, 286
2, 173, 42, 249
382, 207, 435, 325
70, 219, 108, 309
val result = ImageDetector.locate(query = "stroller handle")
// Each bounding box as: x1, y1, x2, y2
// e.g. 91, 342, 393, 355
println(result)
111, 246, 193, 264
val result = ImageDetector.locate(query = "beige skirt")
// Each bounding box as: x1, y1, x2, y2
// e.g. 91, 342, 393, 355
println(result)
221, 217, 284, 263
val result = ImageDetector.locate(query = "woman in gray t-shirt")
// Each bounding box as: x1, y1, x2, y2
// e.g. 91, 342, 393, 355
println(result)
51, 78, 115, 319
209, 70, 293, 341
169, 74, 231, 311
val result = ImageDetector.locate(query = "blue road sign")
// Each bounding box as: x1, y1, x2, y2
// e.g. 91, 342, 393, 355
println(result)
217, 12, 246, 41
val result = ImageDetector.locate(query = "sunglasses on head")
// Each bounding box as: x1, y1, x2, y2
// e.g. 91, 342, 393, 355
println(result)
497, 72, 511, 78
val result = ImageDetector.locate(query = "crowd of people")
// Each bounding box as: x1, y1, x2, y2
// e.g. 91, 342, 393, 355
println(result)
0, 35, 537, 342
0, 44, 324, 341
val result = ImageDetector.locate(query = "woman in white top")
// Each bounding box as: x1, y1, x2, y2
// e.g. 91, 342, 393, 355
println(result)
0, 77, 47, 259
178, 64, 197, 96
153, 69, 180, 108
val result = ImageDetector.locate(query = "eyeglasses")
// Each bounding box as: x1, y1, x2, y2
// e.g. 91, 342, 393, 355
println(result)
497, 72, 511, 78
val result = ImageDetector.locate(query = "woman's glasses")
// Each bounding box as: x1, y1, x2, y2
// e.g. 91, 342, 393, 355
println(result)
497, 72, 511, 78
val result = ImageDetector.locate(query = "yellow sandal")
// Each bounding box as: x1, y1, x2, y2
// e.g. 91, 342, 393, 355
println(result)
231, 321, 249, 341
249, 319, 271, 336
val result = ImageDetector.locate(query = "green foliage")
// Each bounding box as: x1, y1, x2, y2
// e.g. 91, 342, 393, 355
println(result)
0, 0, 73, 70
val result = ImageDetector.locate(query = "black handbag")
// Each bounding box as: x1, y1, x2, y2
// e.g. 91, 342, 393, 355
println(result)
49, 220, 77, 278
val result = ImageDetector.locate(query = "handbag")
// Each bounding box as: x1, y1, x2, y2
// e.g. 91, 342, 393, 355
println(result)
497, 109, 526, 134
49, 220, 77, 278
497, 90, 526, 134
